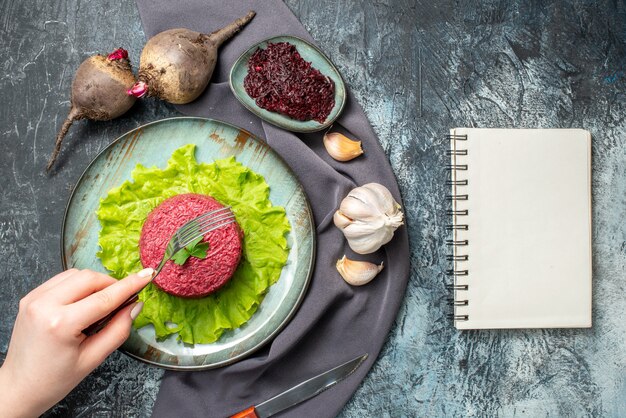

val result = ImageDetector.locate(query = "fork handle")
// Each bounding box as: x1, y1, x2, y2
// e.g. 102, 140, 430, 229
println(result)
82, 293, 140, 336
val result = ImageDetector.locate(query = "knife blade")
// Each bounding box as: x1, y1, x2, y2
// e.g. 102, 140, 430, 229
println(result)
230, 353, 368, 418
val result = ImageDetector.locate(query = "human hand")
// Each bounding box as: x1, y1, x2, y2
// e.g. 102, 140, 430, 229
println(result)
0, 268, 153, 418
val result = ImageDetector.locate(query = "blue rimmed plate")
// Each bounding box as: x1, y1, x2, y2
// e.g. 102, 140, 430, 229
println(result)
61, 117, 315, 370
229, 35, 346, 132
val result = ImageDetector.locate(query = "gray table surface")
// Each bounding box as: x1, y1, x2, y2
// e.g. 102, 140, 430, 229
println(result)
1, 0, 625, 416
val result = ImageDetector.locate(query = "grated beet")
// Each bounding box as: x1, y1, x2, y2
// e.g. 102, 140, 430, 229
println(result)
243, 42, 335, 123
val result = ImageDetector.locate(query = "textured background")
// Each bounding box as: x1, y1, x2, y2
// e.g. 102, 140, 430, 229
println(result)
1, 0, 625, 416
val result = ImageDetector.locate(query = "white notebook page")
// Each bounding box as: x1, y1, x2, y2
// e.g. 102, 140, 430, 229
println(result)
450, 128, 592, 329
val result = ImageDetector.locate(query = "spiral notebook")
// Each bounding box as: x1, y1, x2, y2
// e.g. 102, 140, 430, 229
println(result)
447, 128, 592, 329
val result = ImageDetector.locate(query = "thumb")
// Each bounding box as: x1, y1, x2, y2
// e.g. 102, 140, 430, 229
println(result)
78, 301, 143, 372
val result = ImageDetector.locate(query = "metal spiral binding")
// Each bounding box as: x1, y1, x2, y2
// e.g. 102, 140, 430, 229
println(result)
446, 133, 469, 322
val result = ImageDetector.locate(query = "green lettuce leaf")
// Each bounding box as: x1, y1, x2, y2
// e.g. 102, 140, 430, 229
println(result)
96, 144, 290, 344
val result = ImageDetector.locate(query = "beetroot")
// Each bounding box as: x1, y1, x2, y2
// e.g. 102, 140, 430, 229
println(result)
46, 49, 137, 172
128, 11, 255, 104
244, 42, 335, 123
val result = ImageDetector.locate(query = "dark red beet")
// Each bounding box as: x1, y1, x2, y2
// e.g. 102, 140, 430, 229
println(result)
243, 42, 335, 123
46, 49, 137, 172
128, 11, 256, 104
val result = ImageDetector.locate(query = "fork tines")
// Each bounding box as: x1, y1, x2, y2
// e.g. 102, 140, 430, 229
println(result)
175, 206, 232, 241
177, 208, 236, 248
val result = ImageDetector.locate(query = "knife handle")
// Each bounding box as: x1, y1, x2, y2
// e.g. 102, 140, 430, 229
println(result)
230, 406, 258, 418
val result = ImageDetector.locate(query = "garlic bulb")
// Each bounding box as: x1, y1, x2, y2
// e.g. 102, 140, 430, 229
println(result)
336, 255, 384, 286
333, 183, 403, 254
323, 132, 364, 161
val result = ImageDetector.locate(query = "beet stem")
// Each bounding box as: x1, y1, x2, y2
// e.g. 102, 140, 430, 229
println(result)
128, 80, 148, 98
107, 48, 129, 61
207, 10, 256, 47
46, 108, 80, 173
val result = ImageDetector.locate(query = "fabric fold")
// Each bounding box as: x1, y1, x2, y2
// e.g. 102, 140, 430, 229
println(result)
134, 1, 410, 417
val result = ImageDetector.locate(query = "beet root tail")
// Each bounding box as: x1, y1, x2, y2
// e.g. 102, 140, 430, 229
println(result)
208, 10, 256, 47
46, 108, 80, 173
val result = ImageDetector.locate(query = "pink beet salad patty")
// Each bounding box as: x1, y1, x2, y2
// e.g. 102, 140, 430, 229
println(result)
139, 193, 243, 298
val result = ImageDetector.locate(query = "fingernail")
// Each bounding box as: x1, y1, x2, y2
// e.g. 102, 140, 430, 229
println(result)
130, 301, 144, 320
137, 268, 154, 278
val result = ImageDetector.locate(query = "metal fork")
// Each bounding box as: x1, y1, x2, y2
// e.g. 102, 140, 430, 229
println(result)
83, 206, 236, 336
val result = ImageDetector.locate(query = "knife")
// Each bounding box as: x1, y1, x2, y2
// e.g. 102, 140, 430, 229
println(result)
230, 353, 368, 418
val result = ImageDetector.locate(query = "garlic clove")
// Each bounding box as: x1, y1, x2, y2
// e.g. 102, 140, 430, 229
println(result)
363, 183, 397, 211
336, 255, 384, 286
342, 221, 394, 254
323, 132, 364, 162
333, 210, 354, 229
349, 183, 402, 219
338, 194, 379, 222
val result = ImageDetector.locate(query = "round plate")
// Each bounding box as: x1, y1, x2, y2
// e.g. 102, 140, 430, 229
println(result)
229, 35, 346, 132
61, 117, 315, 370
